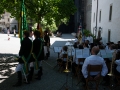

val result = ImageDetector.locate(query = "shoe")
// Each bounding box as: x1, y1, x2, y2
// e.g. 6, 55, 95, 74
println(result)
24, 81, 30, 84
102, 82, 110, 86
82, 83, 86, 88
23, 78, 30, 84
35, 77, 41, 80
13, 82, 22, 87
44, 56, 48, 60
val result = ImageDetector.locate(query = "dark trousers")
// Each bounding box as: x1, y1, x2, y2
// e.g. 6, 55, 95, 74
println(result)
36, 66, 43, 80
27, 67, 34, 82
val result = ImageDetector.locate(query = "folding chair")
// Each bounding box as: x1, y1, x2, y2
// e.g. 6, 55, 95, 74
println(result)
75, 58, 85, 86
115, 75, 120, 86
85, 64, 102, 90
75, 58, 84, 79
54, 54, 68, 72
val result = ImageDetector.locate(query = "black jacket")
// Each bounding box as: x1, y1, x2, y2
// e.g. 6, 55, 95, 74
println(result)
44, 35, 50, 46
18, 37, 32, 63
33, 38, 44, 61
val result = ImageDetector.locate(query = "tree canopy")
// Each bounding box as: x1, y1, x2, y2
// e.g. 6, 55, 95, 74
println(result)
0, 0, 76, 31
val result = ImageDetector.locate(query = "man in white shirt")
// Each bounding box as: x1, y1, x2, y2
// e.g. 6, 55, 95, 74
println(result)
89, 35, 93, 44
81, 46, 108, 85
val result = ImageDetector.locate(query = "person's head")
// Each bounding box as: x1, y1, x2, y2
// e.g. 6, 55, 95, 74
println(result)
91, 46, 100, 55
116, 50, 120, 60
79, 44, 83, 49
75, 36, 78, 39
83, 43, 89, 48
63, 46, 68, 51
99, 45, 105, 49
34, 30, 40, 38
110, 44, 116, 50
118, 41, 120, 44
85, 40, 89, 44
23, 30, 29, 38
29, 30, 34, 37
44, 31, 47, 35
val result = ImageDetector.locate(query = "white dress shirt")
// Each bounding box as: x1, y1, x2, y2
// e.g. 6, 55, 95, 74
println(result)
82, 55, 108, 78
115, 60, 120, 73
86, 36, 90, 42
105, 45, 109, 50
89, 36, 93, 43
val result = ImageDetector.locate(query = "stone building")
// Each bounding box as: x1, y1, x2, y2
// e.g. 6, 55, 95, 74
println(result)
74, 0, 92, 32
91, 0, 120, 44
0, 12, 18, 33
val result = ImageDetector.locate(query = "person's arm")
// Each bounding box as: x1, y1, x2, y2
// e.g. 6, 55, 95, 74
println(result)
101, 59, 108, 76
19, 40, 24, 56
59, 51, 63, 58
73, 54, 76, 63
82, 58, 89, 78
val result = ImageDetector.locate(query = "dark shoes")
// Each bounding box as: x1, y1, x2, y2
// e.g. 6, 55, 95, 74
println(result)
45, 56, 48, 60
102, 82, 110, 86
13, 82, 22, 87
23, 79, 30, 84
35, 77, 41, 80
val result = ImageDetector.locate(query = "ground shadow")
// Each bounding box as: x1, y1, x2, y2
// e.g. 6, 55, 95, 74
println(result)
0, 53, 17, 79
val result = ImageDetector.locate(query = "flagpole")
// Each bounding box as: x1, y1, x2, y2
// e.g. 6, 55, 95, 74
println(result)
20, 0, 27, 42
20, 0, 24, 42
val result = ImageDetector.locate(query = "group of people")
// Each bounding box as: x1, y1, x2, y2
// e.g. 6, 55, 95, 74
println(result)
13, 30, 50, 87
57, 34, 120, 87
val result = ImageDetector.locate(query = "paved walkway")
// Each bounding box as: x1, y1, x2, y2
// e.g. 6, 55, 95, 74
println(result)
0, 34, 119, 90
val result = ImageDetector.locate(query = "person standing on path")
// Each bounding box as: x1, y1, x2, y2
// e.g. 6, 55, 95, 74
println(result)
7, 29, 10, 40
13, 30, 33, 86
32, 30, 44, 80
44, 30, 50, 59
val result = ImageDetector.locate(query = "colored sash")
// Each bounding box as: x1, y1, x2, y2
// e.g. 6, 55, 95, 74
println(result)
32, 38, 43, 70
22, 42, 33, 74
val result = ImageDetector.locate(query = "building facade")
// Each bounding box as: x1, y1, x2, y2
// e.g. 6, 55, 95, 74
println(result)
84, 0, 92, 31
91, 0, 120, 44
0, 12, 18, 33
74, 0, 85, 33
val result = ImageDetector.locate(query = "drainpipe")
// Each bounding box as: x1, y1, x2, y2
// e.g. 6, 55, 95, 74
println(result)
95, 0, 98, 39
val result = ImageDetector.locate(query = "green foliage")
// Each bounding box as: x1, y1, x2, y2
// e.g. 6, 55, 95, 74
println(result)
0, 0, 77, 31
83, 29, 91, 36
83, 29, 96, 39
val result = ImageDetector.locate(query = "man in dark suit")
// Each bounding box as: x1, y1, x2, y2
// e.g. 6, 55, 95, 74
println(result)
13, 30, 32, 86
32, 30, 44, 80
44, 31, 50, 59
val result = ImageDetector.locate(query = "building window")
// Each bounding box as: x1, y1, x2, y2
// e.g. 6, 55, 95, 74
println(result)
8, 18, 10, 22
2, 15, 4, 19
93, 13, 95, 22
109, 4, 112, 21
99, 10, 101, 22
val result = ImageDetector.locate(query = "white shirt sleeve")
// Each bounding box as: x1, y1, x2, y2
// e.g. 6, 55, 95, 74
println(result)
59, 52, 63, 58
82, 58, 89, 78
73, 55, 76, 63
101, 59, 108, 76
